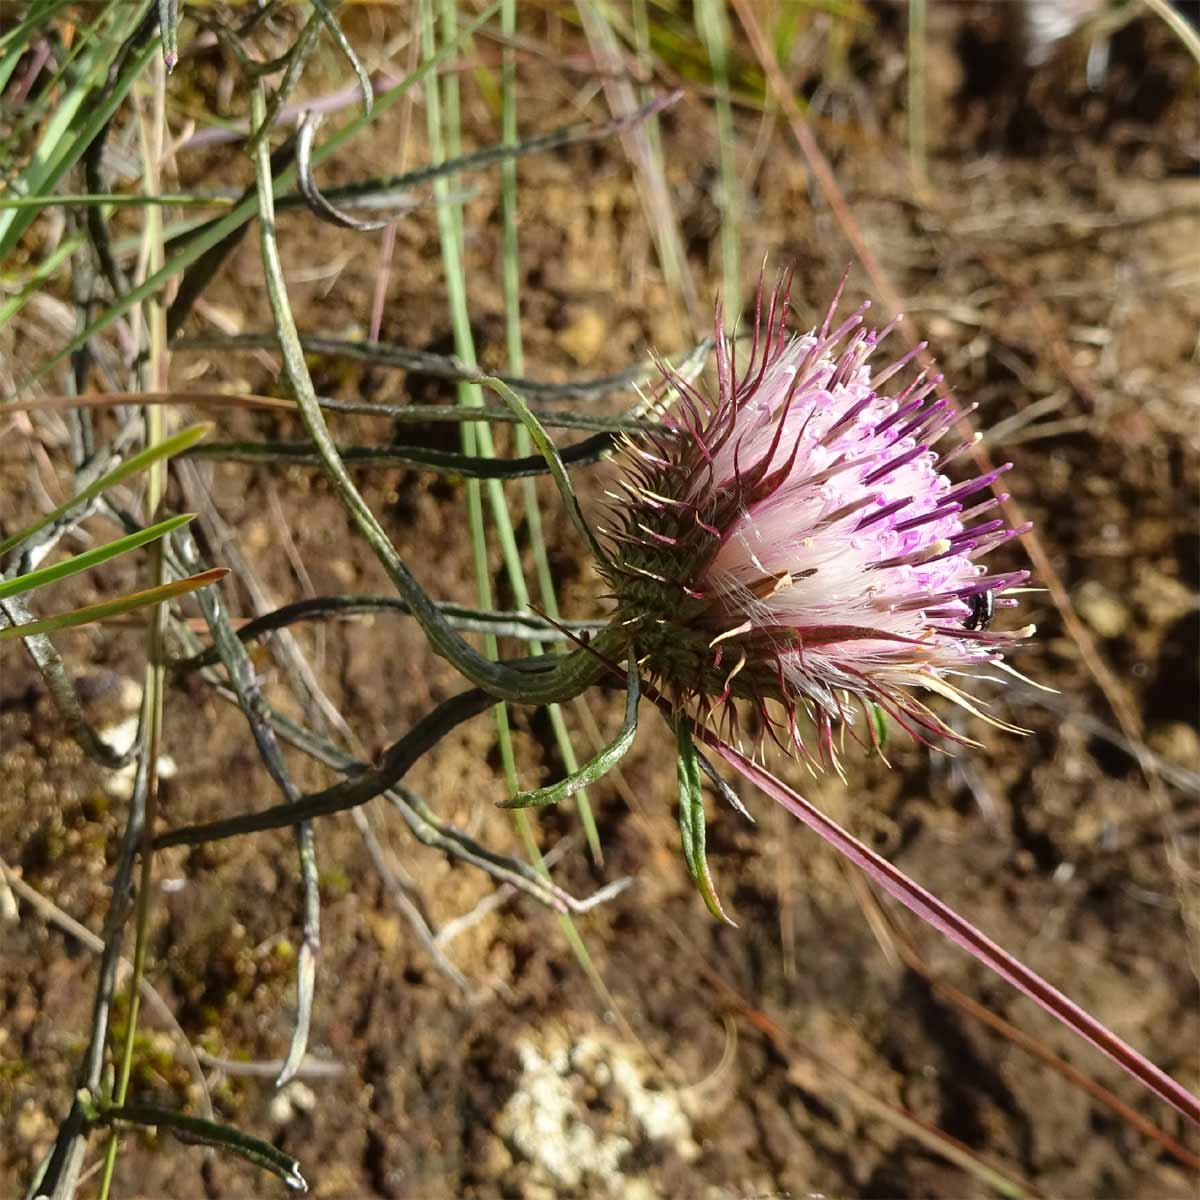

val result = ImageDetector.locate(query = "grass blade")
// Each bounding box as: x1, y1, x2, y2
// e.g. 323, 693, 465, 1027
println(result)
0, 513, 195, 600
480, 376, 611, 564
0, 194, 231, 210
0, 569, 228, 640
696, 0, 741, 319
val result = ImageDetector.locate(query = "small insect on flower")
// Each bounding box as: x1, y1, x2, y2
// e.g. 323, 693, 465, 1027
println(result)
598, 274, 1035, 767
963, 588, 996, 632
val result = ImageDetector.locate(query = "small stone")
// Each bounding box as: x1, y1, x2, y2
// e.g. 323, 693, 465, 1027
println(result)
328, 558, 356, 588
268, 1091, 294, 1125
926, 316, 957, 341
290, 1081, 317, 1113
366, 911, 400, 952
1073, 579, 1129, 639
1133, 567, 1197, 627
97, 716, 177, 799
268, 1081, 316, 1125
623, 1182, 660, 1200
16, 1099, 50, 1144
117, 676, 143, 713
1048, 636, 1079, 660
244, 518, 274, 553
557, 308, 607, 366
1148, 722, 1200, 770
476, 1132, 513, 1176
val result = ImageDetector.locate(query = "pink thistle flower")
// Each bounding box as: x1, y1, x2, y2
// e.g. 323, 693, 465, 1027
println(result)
601, 275, 1035, 762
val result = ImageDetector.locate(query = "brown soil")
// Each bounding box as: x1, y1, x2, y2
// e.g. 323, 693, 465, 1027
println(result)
2, 4, 1199, 1198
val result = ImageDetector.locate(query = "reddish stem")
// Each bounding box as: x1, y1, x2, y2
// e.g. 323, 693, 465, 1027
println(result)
705, 736, 1200, 1128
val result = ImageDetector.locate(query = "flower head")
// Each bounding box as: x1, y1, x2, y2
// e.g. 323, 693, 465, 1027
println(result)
600, 277, 1034, 764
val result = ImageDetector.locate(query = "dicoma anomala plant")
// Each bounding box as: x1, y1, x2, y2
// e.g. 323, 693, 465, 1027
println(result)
559, 274, 1197, 1127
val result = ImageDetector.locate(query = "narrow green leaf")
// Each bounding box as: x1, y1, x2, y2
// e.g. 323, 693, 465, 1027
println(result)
0, 569, 228, 640
0, 194, 232, 210
0, 44, 23, 94
869, 701, 890, 755
0, 423, 210, 558
676, 720, 736, 926
87, 1100, 306, 1191
480, 376, 611, 565
0, 513, 195, 600
500, 659, 639, 808
182, 434, 615, 477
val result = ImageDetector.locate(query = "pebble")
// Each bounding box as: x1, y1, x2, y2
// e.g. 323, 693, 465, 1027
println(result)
1148, 722, 1200, 770
269, 1081, 317, 1126
96, 715, 178, 799
1133, 567, 1197, 627
556, 308, 607, 366
1073, 579, 1129, 638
